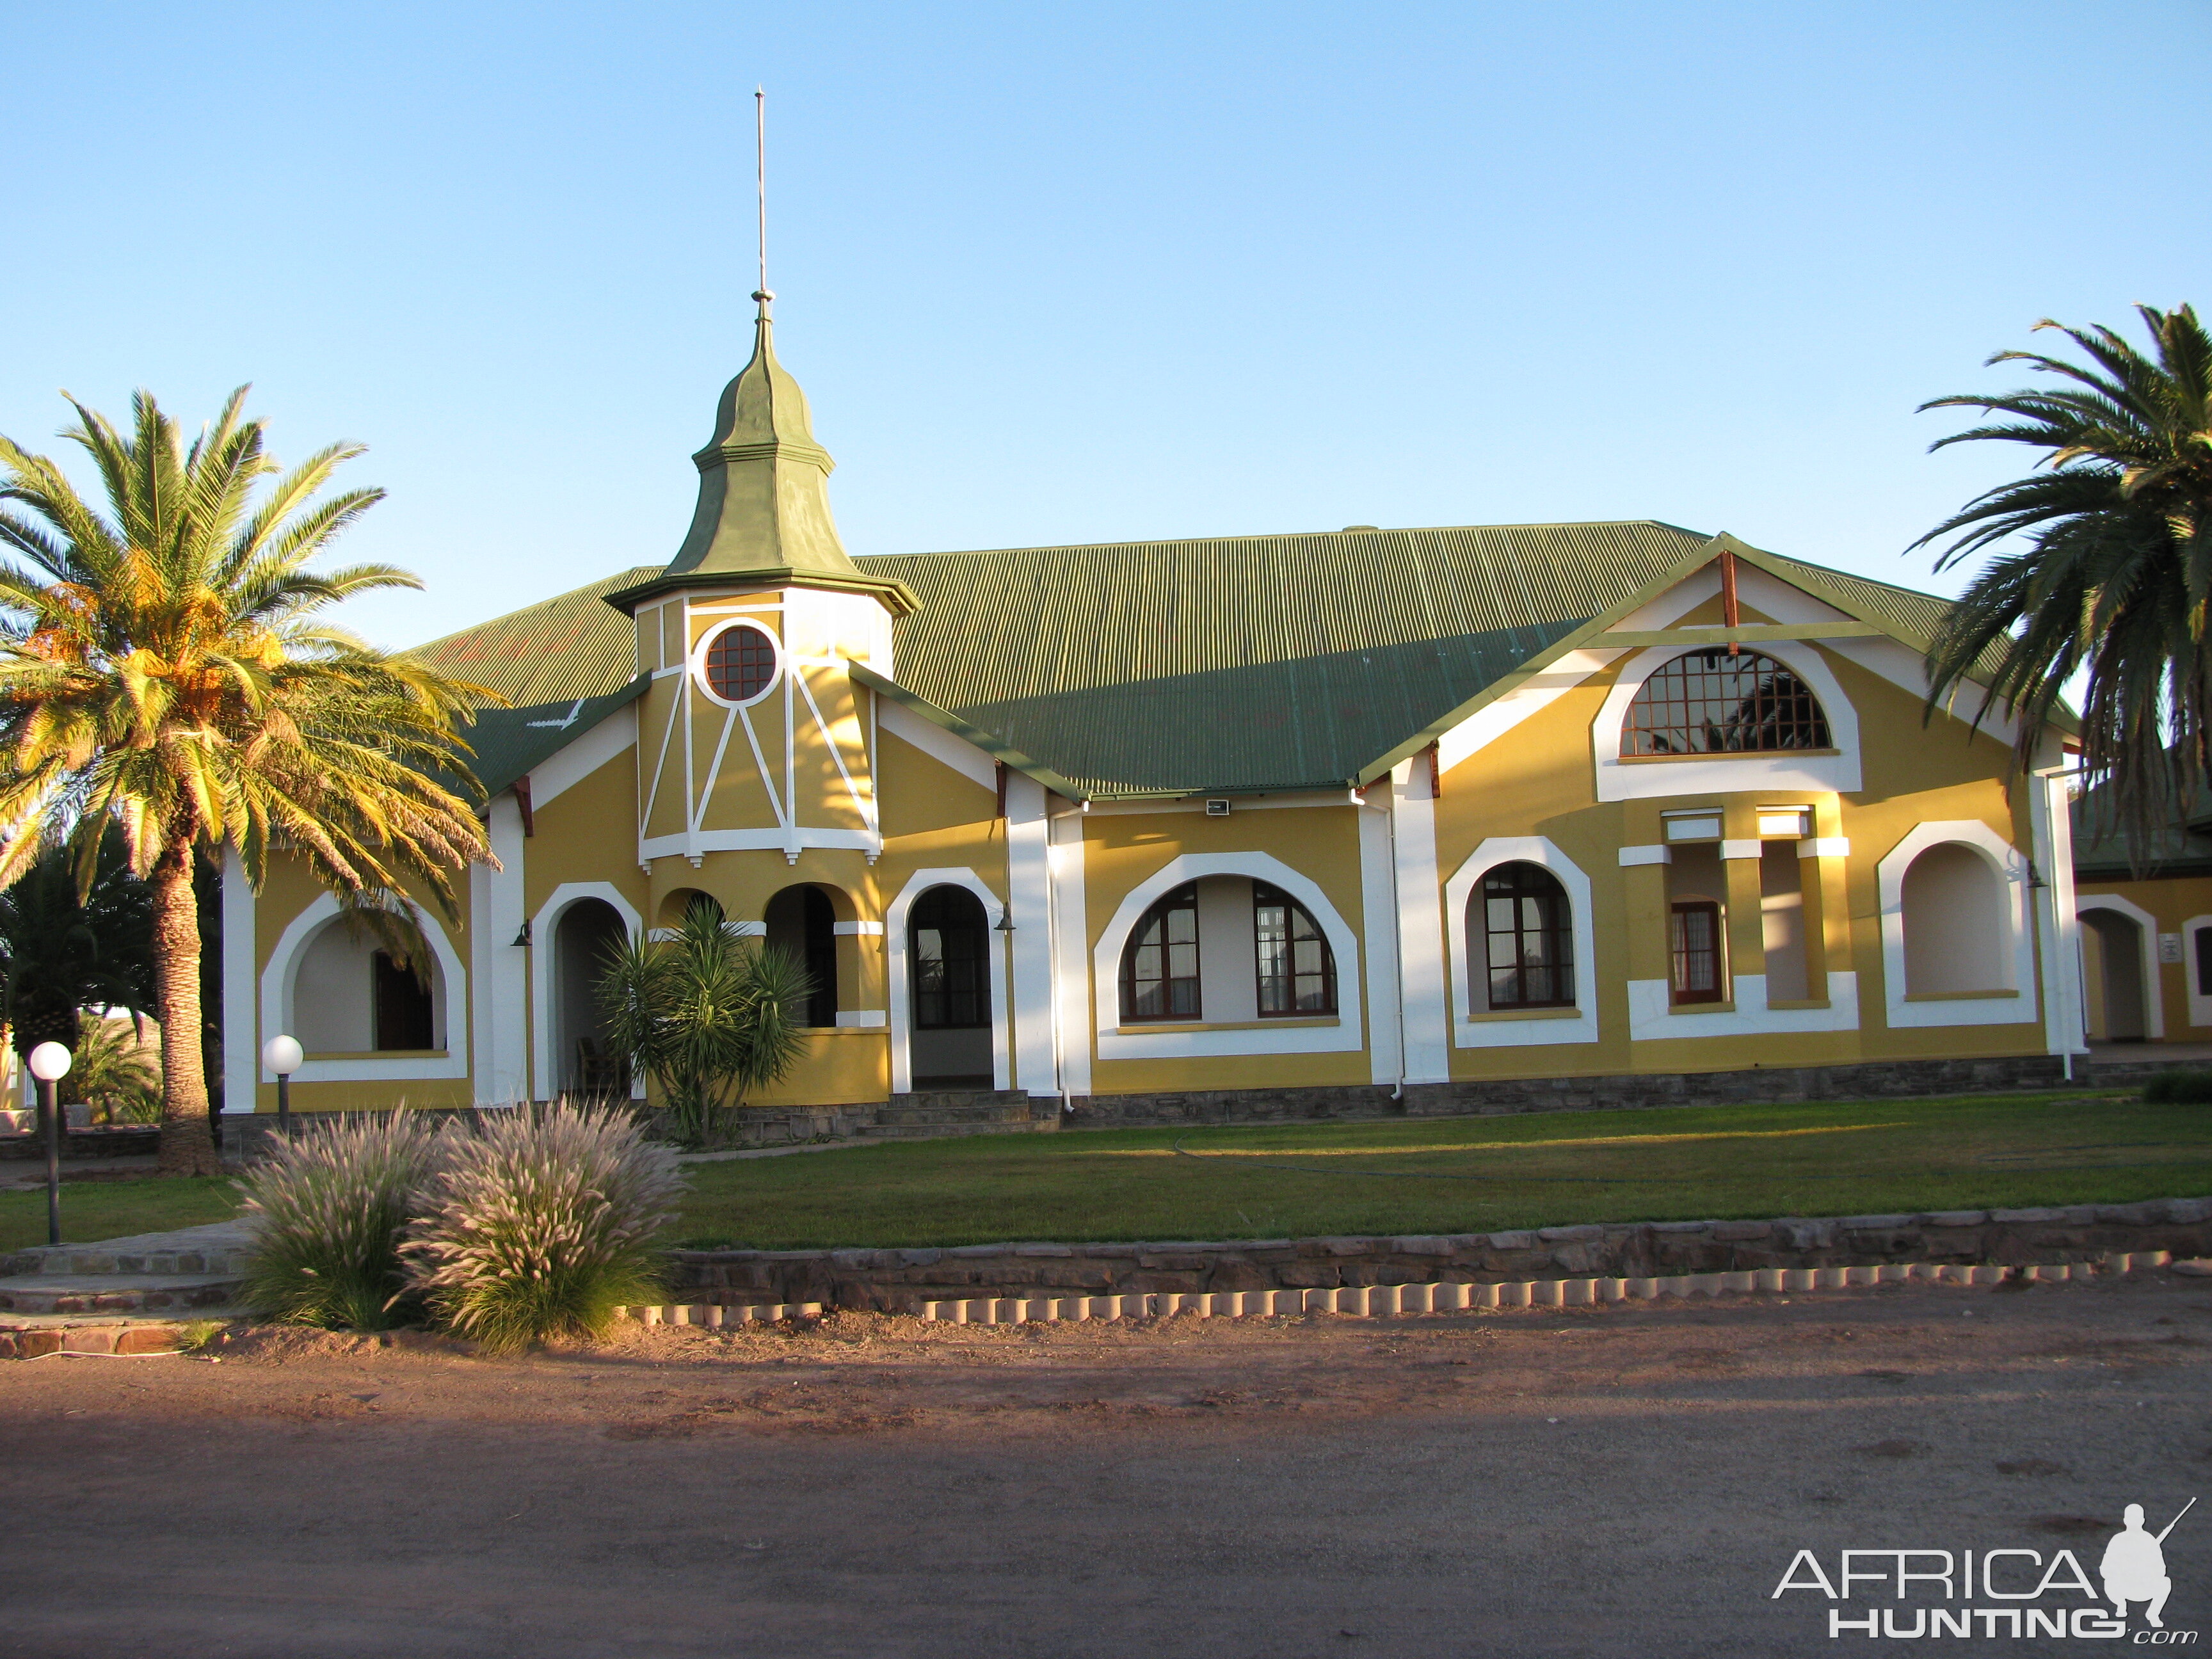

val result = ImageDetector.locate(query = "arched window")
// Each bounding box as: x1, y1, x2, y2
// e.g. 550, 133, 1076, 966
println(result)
1476, 863, 1573, 1010
1621, 650, 1831, 757
1121, 883, 1201, 1021
1254, 881, 1336, 1016
1901, 843, 2007, 995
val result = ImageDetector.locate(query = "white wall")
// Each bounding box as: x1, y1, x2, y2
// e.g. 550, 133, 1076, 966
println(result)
1194, 875, 1259, 1023
293, 926, 377, 1052
1901, 843, 2006, 995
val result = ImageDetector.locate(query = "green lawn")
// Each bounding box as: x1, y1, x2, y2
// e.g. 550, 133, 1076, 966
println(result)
0, 1173, 239, 1255
4, 1090, 2208, 1256
668, 1090, 2212, 1248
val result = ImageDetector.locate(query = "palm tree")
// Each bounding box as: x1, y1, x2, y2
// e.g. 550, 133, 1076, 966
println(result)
0, 824, 154, 1062
1915, 303, 2212, 860
0, 389, 493, 1175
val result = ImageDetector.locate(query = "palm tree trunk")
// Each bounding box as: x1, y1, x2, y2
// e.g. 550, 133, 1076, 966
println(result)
151, 837, 221, 1176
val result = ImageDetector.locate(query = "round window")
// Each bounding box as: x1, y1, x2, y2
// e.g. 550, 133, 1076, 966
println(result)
700, 621, 779, 705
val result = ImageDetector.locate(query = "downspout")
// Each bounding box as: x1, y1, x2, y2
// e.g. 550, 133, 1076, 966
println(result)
1379, 774, 1407, 1102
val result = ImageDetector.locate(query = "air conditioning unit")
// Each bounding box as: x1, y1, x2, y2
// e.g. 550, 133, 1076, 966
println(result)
1205, 799, 1231, 817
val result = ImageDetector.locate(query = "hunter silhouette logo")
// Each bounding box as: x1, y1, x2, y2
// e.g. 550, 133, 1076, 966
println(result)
1772, 1498, 2197, 1641
2105, 1499, 2193, 1630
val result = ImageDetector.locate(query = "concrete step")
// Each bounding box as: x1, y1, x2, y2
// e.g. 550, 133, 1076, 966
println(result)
856, 1118, 1061, 1140
4, 1221, 255, 1279
0, 1272, 246, 1316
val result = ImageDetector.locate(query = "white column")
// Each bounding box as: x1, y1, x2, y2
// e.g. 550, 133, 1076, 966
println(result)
221, 846, 257, 1114
1359, 797, 1404, 1086
468, 796, 531, 1104
1048, 811, 1093, 1098
1004, 774, 1059, 1098
2033, 770, 2087, 1057
1391, 760, 1452, 1083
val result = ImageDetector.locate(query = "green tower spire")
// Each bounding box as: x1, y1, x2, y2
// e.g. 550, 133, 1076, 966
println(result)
606, 295, 914, 616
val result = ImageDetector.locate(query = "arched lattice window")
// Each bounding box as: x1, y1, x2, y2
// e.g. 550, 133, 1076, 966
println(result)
1121, 884, 1201, 1021
1621, 651, 1831, 757
1254, 881, 1336, 1016
1477, 863, 1574, 1010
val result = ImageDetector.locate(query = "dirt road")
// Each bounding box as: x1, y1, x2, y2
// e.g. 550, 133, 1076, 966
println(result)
1, 1276, 2205, 1657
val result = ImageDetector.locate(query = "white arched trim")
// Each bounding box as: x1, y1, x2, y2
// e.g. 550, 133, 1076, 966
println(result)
885, 868, 1010, 1094
1591, 641, 1862, 803
259, 892, 470, 1082
2077, 891, 2168, 1042
2182, 913, 2212, 1032
1093, 853, 1364, 1061
1443, 838, 1599, 1050
529, 883, 646, 1102
1877, 821, 2037, 1029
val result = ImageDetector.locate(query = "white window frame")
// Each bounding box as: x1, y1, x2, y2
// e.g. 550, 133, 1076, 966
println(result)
691, 616, 783, 710
260, 892, 470, 1082
1093, 853, 1363, 1061
1443, 837, 1599, 1049
2183, 913, 2212, 1031
885, 867, 1011, 1094
1879, 821, 2037, 1029
1591, 642, 1861, 803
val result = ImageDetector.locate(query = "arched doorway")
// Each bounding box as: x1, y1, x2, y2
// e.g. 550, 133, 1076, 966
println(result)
764, 883, 840, 1028
2080, 908, 2148, 1041
554, 898, 629, 1097
908, 885, 991, 1088
656, 888, 723, 931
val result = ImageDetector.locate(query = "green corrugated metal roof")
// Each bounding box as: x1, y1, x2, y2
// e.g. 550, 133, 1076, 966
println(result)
412, 565, 657, 708
857, 522, 1716, 795
408, 524, 1989, 801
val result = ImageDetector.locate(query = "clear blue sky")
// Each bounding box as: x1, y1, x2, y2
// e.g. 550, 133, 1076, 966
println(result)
5, 3, 2208, 648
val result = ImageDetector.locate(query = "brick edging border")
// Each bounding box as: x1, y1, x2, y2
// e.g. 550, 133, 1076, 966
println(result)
627, 1251, 2200, 1327
667, 1196, 2212, 1313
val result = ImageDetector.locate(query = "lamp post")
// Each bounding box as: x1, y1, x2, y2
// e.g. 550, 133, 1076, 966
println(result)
262, 1036, 303, 1134
27, 1041, 72, 1247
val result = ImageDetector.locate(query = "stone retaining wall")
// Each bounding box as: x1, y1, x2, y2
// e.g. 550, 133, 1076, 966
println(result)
668, 1196, 2212, 1313
1064, 1054, 2081, 1128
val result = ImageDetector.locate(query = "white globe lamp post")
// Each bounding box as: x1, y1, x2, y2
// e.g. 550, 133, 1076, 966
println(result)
262, 1035, 303, 1133
27, 1041, 72, 1246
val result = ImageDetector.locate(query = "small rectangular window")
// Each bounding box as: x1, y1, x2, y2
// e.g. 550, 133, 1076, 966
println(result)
2195, 927, 2212, 998
1669, 902, 1725, 1004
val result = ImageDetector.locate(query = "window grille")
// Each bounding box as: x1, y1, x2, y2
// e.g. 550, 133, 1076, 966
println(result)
911, 887, 989, 1030
1669, 901, 1725, 1004
1254, 881, 1336, 1016
1621, 651, 1830, 756
703, 622, 778, 703
1121, 884, 1201, 1020
1480, 863, 1574, 1009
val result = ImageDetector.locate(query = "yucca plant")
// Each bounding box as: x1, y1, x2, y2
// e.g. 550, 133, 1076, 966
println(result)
595, 901, 812, 1146
401, 1102, 684, 1355
236, 1112, 442, 1329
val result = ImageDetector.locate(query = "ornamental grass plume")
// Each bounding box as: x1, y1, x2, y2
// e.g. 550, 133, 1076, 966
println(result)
236, 1112, 443, 1330
401, 1102, 684, 1354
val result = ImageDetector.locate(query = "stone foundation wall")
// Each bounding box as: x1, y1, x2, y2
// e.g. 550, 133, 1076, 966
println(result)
668, 1195, 2212, 1313
1064, 1054, 2083, 1128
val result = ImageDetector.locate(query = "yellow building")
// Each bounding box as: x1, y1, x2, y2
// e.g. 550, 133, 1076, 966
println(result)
223, 301, 2093, 1123
2070, 792, 2212, 1048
